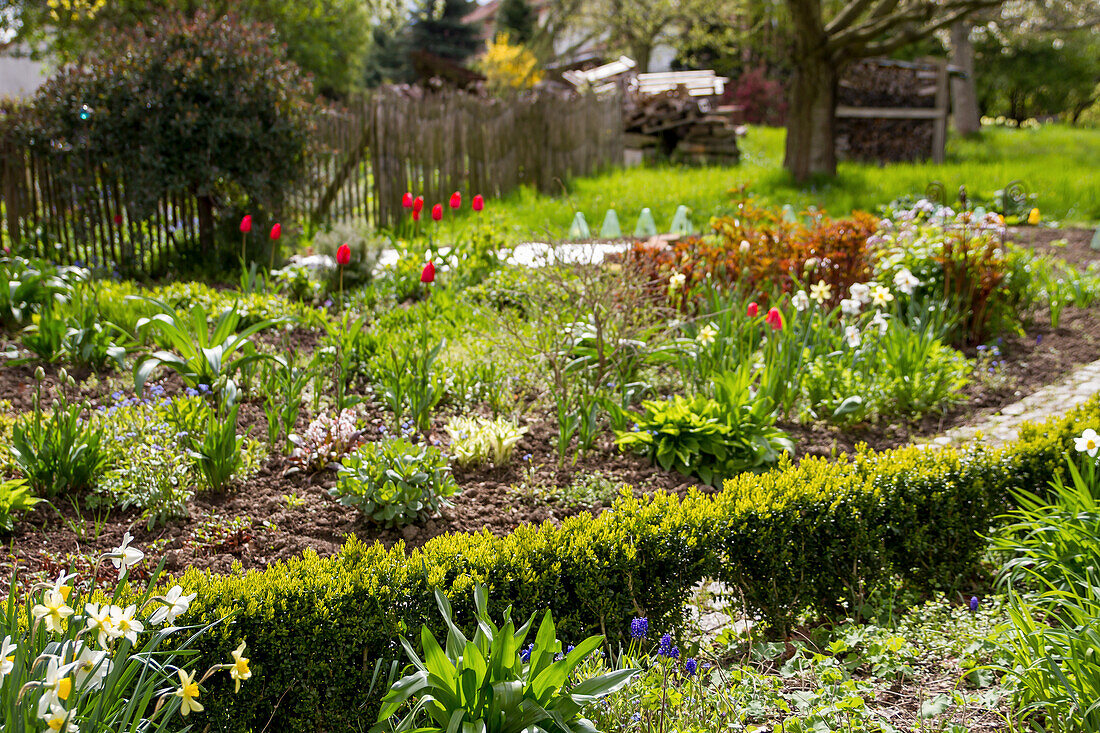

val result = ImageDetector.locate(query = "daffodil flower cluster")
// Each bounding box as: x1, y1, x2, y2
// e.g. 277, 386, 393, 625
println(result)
8, 535, 253, 731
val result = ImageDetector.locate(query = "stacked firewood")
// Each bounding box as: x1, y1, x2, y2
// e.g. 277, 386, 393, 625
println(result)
622, 87, 740, 165
835, 58, 943, 163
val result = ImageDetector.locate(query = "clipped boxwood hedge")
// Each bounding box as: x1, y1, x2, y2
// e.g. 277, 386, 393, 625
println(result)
176, 397, 1099, 733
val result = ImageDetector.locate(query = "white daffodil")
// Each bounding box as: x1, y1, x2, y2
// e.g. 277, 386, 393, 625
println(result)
804, 257, 820, 271
68, 642, 110, 691
41, 702, 79, 733
229, 641, 252, 693
869, 311, 889, 336
850, 282, 871, 304
0, 636, 16, 686
38, 656, 76, 718
844, 325, 862, 348
1075, 428, 1100, 457
809, 280, 832, 305
174, 669, 204, 717
696, 323, 718, 346
871, 285, 895, 308
668, 272, 686, 290
792, 290, 810, 312
47, 573, 75, 601
108, 605, 144, 645
108, 532, 144, 572
739, 239, 750, 253
840, 298, 861, 316
83, 603, 114, 648
32, 590, 74, 635
150, 586, 197, 626
893, 268, 920, 295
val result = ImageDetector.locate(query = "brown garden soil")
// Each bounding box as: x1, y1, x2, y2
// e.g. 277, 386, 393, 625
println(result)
1, 232, 1099, 588
1008, 226, 1099, 270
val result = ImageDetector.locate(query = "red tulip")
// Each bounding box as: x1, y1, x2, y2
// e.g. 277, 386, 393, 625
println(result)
421, 261, 436, 283
270, 223, 281, 240
402, 192, 414, 209
449, 191, 461, 209
113, 213, 123, 226
413, 210, 421, 222
431, 204, 443, 221
765, 307, 783, 331
747, 302, 759, 318
336, 243, 351, 266
413, 196, 424, 214
472, 194, 484, 212
240, 214, 252, 233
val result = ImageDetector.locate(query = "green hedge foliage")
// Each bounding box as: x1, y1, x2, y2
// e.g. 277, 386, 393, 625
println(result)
174, 397, 1099, 733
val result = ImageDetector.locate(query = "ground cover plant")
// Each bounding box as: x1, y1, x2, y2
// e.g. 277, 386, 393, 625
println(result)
0, 180, 1096, 731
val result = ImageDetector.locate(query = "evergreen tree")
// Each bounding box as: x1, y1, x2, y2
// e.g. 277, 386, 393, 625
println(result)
409, 0, 480, 63
495, 0, 535, 45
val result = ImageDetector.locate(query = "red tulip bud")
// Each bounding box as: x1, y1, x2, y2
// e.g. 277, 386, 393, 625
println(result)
413, 196, 424, 214
402, 192, 414, 209
765, 307, 784, 331
431, 204, 443, 222
240, 215, 252, 233
421, 261, 436, 283
113, 213, 123, 226
472, 194, 484, 212
270, 223, 281, 240
412, 210, 421, 222
336, 243, 351, 266
747, 302, 759, 318
449, 191, 461, 209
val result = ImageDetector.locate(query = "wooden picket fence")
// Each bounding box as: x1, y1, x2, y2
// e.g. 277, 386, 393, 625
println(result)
0, 89, 622, 274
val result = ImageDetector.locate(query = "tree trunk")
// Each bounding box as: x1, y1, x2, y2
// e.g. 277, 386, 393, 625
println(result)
197, 193, 215, 257
949, 22, 981, 135
784, 52, 838, 181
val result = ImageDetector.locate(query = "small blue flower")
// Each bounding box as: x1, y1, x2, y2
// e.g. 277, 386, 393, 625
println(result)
520, 644, 534, 663
684, 658, 697, 676
566, 644, 575, 654
630, 617, 648, 639
522, 453, 532, 462
185, 387, 199, 397
1036, 334, 1043, 346
969, 596, 979, 612
198, 384, 211, 394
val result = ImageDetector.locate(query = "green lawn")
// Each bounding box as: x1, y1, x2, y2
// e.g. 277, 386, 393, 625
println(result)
453, 124, 1100, 239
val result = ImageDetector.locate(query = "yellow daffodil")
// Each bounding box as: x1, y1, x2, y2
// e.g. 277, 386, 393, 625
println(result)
809, 280, 832, 305
174, 669, 203, 717
1027, 208, 1040, 225
229, 642, 251, 693
668, 272, 686, 290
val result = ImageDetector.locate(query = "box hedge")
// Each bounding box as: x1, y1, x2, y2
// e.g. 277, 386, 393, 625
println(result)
175, 397, 1099, 732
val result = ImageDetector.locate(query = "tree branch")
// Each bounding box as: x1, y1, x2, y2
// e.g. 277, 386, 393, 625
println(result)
829, 0, 1004, 55
855, 0, 1003, 56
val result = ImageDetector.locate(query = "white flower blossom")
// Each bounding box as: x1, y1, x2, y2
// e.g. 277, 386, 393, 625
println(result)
792, 291, 810, 312
893, 268, 920, 296
108, 532, 144, 572
840, 298, 861, 316
1075, 428, 1099, 457
149, 586, 197, 626
844, 325, 861, 348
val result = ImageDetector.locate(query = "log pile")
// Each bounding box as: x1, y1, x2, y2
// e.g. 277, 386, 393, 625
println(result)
622, 87, 740, 165
835, 58, 945, 163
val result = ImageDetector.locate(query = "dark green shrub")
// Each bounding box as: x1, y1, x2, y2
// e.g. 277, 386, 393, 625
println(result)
10, 11, 314, 259
170, 396, 1100, 733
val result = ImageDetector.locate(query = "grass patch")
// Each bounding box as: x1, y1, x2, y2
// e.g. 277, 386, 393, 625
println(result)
447, 124, 1100, 239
